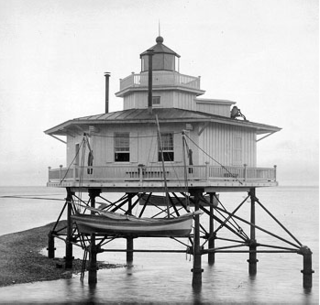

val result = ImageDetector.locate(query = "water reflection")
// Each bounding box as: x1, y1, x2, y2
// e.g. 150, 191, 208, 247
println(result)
192, 284, 202, 304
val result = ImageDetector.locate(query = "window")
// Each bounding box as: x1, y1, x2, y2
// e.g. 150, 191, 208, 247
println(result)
152, 96, 161, 105
158, 133, 174, 162
114, 133, 130, 162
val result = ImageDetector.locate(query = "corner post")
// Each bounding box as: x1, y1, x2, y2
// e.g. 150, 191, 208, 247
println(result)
208, 193, 215, 265
205, 162, 209, 181
65, 188, 74, 269
247, 188, 258, 275
48, 166, 51, 183
243, 164, 247, 182
191, 190, 203, 286
88, 189, 101, 285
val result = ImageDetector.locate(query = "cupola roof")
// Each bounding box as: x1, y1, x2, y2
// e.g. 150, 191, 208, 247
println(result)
140, 36, 181, 58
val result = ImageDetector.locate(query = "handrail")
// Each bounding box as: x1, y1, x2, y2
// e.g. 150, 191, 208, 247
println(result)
48, 164, 277, 184
119, 71, 201, 91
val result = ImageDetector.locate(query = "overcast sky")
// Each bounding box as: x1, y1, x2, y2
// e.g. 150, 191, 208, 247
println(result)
0, 0, 318, 186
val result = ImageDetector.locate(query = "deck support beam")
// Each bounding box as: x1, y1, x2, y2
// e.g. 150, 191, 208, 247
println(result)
248, 188, 258, 275
65, 188, 74, 269
191, 189, 203, 287
88, 189, 101, 285
208, 193, 215, 265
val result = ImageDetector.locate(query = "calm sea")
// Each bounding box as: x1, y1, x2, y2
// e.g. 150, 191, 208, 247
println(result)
0, 186, 318, 304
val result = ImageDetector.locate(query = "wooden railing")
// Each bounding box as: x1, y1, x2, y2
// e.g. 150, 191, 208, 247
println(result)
119, 71, 201, 92
48, 164, 277, 185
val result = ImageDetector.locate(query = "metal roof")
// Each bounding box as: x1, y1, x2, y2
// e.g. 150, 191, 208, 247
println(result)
140, 36, 181, 58
44, 108, 281, 136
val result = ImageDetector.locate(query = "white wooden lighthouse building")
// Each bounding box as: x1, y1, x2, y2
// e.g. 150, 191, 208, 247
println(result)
45, 36, 280, 191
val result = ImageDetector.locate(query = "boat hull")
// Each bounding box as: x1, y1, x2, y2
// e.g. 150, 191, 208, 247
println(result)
71, 213, 194, 237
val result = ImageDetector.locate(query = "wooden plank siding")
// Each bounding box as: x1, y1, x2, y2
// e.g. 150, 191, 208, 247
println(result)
198, 122, 256, 167
66, 122, 256, 170
173, 92, 197, 111
196, 101, 232, 117
66, 123, 187, 169
123, 91, 198, 111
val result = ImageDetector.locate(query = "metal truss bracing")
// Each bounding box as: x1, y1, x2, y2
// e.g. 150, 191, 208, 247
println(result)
47, 187, 314, 289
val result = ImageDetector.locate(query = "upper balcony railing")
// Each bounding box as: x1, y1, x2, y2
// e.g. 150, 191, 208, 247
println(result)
119, 71, 201, 92
47, 164, 277, 188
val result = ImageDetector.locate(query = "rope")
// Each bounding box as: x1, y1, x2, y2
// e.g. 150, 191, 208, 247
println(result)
184, 133, 243, 185
59, 139, 84, 185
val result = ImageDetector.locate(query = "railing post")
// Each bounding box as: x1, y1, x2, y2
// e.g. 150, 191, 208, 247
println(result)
48, 166, 51, 183
73, 164, 77, 182
59, 165, 63, 181
274, 165, 277, 181
205, 162, 209, 181
244, 164, 247, 182
138, 164, 144, 183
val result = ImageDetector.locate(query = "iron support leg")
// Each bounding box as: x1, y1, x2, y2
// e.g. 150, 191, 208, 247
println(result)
88, 235, 98, 285
248, 188, 258, 275
192, 190, 203, 287
88, 189, 101, 285
126, 193, 134, 263
47, 230, 56, 259
65, 189, 74, 269
208, 193, 215, 265
298, 246, 314, 289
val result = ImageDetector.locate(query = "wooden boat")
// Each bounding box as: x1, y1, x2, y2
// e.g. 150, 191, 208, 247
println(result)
72, 210, 201, 237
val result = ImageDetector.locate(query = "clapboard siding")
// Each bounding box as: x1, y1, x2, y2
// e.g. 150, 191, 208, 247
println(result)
173, 91, 197, 111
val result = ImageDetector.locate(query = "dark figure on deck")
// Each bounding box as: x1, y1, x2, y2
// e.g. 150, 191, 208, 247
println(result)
230, 106, 247, 121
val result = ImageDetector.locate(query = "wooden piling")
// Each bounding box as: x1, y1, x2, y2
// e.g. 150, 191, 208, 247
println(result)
191, 190, 203, 286
248, 188, 258, 275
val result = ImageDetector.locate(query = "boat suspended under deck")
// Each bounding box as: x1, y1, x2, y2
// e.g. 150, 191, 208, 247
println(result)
71, 210, 201, 237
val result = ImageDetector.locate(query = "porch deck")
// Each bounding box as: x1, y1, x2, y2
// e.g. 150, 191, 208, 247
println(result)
47, 164, 278, 191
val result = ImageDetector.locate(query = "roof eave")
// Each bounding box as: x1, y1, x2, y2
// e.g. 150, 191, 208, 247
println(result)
44, 115, 281, 137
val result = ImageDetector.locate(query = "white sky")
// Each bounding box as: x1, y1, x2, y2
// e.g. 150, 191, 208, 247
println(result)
0, 0, 318, 186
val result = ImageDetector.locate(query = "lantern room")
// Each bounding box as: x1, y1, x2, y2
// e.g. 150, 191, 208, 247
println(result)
140, 36, 180, 72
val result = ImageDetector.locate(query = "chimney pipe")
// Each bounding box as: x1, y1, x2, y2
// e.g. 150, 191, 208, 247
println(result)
104, 72, 110, 113
147, 50, 154, 114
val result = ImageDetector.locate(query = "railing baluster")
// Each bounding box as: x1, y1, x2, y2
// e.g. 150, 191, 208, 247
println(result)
47, 164, 278, 185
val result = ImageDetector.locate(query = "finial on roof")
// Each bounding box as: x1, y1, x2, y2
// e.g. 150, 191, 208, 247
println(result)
156, 36, 164, 44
